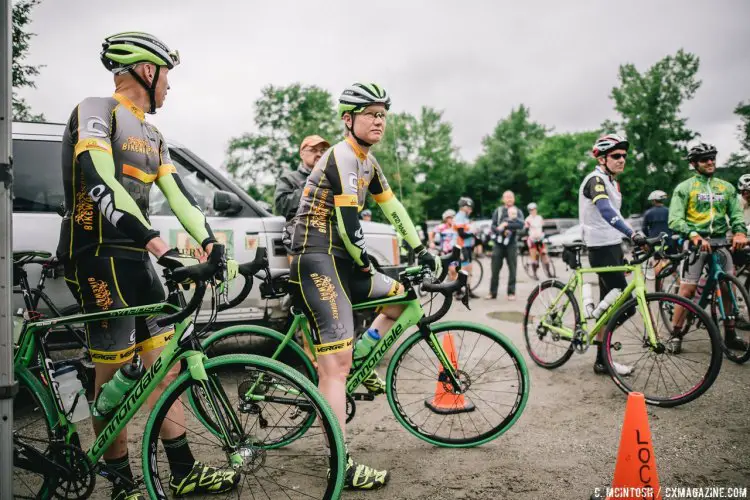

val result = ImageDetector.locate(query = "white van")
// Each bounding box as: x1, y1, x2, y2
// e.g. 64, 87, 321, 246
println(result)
11, 121, 401, 326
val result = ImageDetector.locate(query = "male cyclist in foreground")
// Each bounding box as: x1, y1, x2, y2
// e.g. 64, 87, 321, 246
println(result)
57, 33, 238, 499
667, 143, 748, 353
289, 83, 441, 489
579, 134, 647, 376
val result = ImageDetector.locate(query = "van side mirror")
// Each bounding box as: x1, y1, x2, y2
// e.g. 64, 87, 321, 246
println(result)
213, 190, 242, 216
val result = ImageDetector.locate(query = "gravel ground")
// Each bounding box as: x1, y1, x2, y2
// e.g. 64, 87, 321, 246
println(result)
16, 256, 750, 499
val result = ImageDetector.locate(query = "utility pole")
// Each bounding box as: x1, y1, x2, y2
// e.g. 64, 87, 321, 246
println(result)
0, 0, 16, 496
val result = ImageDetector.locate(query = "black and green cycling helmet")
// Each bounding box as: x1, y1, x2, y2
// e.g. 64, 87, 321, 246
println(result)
338, 83, 391, 117
101, 32, 180, 115
101, 32, 180, 72
338, 83, 391, 147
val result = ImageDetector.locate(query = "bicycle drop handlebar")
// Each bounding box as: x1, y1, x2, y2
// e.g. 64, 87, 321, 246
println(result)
157, 245, 226, 327
217, 248, 268, 312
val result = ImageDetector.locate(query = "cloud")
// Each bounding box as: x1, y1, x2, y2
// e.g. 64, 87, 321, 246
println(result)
15, 0, 750, 167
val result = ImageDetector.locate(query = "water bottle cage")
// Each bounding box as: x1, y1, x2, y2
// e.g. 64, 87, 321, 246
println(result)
64, 389, 86, 420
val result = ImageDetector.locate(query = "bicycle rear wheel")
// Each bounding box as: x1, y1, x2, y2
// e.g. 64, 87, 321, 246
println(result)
603, 292, 722, 407
387, 322, 529, 447
142, 354, 345, 500
523, 280, 577, 368
201, 325, 317, 381
711, 273, 750, 364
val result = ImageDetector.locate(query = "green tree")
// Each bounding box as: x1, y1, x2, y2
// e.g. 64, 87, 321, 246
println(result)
608, 49, 700, 216
226, 83, 338, 188
722, 100, 750, 173
471, 105, 547, 216
527, 131, 598, 218
372, 106, 466, 223
369, 106, 467, 225
12, 0, 45, 121
371, 111, 427, 223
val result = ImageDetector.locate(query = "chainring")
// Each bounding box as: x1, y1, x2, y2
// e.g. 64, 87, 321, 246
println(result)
51, 442, 95, 500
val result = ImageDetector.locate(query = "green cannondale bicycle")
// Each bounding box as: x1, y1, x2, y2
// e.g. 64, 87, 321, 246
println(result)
12, 246, 346, 499
523, 235, 723, 408
202, 249, 529, 448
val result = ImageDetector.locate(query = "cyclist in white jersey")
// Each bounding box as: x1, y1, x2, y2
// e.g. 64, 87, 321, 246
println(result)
578, 134, 646, 376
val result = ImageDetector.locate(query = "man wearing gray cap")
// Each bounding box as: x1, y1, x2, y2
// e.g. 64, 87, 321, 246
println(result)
274, 135, 331, 260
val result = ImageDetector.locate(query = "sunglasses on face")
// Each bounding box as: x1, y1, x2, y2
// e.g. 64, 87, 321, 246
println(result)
608, 153, 627, 160
360, 111, 387, 120
697, 156, 716, 164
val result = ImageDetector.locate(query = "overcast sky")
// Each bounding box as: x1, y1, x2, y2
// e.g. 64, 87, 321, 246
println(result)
16, 0, 750, 169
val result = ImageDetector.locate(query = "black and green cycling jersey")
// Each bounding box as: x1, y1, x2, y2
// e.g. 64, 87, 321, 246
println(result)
668, 174, 746, 238
58, 93, 215, 260
290, 136, 422, 266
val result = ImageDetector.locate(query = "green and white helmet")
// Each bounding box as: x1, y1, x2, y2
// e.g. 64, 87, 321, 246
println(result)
338, 83, 391, 117
101, 32, 180, 73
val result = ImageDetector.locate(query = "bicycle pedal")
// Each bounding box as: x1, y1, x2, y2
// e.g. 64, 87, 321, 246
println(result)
352, 392, 375, 401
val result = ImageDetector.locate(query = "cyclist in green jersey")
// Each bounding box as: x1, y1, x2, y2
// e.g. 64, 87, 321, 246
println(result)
668, 142, 748, 352
289, 83, 441, 490
57, 33, 238, 499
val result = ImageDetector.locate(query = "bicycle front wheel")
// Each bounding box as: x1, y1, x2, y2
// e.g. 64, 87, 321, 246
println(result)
142, 354, 345, 500
521, 253, 535, 280
469, 258, 484, 291
523, 280, 578, 368
543, 256, 557, 279
13, 369, 59, 499
711, 273, 750, 364
604, 292, 722, 407
387, 322, 529, 447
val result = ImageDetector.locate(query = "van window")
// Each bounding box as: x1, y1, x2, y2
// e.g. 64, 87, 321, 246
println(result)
12, 139, 65, 213
149, 152, 220, 216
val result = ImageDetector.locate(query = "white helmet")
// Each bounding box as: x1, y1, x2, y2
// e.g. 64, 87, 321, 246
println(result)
738, 174, 750, 192
647, 190, 668, 202
592, 133, 629, 158
442, 209, 456, 220
527, 202, 537, 210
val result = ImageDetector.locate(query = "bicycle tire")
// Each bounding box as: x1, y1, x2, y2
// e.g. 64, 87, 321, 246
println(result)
543, 257, 557, 279
521, 253, 535, 280
710, 273, 750, 364
387, 322, 529, 447
201, 325, 317, 381
469, 258, 484, 291
12, 367, 60, 499
603, 292, 723, 408
523, 280, 577, 368
142, 354, 345, 500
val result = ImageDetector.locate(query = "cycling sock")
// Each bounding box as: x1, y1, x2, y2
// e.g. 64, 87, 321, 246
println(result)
596, 344, 605, 364
105, 453, 134, 493
162, 433, 196, 478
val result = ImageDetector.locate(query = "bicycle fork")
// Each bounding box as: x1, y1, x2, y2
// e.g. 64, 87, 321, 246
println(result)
420, 325, 464, 395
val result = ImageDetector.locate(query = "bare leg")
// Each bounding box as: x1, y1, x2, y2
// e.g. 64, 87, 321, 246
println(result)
140, 346, 185, 439
317, 350, 353, 438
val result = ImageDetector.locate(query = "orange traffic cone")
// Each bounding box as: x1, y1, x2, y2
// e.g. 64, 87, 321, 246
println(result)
424, 333, 475, 414
592, 392, 662, 500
